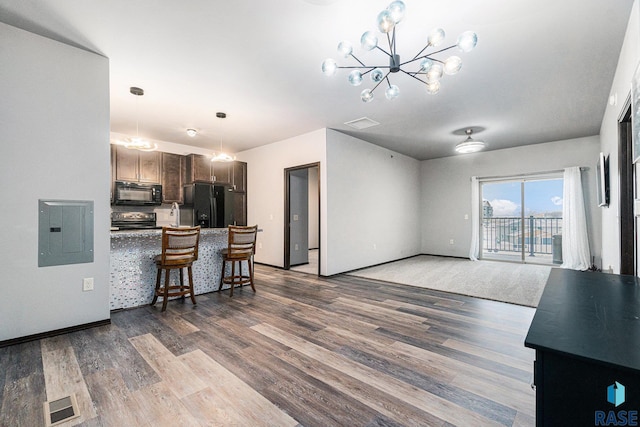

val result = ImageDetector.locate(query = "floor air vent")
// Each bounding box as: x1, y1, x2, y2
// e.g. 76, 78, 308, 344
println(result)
44, 394, 80, 427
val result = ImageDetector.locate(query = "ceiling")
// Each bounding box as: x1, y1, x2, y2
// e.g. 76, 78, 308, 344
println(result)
0, 0, 634, 160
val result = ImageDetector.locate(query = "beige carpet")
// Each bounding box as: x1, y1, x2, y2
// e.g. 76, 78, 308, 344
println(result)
346, 255, 551, 307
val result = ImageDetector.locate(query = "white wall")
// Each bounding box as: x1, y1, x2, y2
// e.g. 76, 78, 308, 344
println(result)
235, 129, 328, 273
600, 0, 640, 274
420, 137, 602, 264
0, 23, 110, 341
237, 128, 421, 276
325, 130, 422, 275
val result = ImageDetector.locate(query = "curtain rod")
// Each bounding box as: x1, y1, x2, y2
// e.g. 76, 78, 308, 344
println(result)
473, 167, 587, 182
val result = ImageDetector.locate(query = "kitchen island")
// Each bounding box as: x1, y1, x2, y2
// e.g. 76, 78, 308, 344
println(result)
110, 228, 231, 310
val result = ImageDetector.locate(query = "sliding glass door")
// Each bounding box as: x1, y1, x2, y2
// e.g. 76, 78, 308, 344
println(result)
481, 176, 563, 264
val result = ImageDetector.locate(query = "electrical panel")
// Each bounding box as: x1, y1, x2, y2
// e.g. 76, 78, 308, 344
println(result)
38, 200, 94, 267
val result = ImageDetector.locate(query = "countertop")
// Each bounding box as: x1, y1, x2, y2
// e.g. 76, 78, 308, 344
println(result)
110, 227, 228, 238
525, 268, 640, 371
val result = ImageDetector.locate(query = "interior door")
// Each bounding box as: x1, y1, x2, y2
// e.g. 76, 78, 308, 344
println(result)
284, 162, 320, 273
289, 169, 309, 266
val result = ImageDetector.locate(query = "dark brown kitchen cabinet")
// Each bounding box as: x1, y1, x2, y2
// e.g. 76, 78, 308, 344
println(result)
115, 145, 161, 183
231, 161, 247, 192
188, 154, 212, 182
185, 154, 231, 184
161, 153, 184, 203
232, 192, 247, 226
211, 162, 231, 184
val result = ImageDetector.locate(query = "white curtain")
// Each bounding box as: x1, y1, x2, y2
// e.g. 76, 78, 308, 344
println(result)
561, 167, 591, 270
469, 176, 479, 260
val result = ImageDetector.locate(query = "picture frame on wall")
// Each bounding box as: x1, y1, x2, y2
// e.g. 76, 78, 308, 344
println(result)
632, 62, 640, 163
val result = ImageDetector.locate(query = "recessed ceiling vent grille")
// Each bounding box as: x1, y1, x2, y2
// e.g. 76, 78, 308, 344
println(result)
344, 117, 380, 130
44, 394, 80, 427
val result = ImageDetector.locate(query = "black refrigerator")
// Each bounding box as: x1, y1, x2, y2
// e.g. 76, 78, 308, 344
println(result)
181, 183, 233, 228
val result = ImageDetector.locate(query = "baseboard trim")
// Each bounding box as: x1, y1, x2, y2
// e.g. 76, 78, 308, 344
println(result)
0, 318, 111, 348
343, 254, 422, 275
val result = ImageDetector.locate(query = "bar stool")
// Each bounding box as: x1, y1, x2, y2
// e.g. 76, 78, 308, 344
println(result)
151, 226, 201, 312
219, 225, 258, 297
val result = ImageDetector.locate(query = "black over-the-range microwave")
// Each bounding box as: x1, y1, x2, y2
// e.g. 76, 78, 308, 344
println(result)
113, 181, 162, 205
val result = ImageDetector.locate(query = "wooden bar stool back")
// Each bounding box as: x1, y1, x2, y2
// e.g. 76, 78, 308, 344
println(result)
151, 226, 201, 311
219, 225, 258, 297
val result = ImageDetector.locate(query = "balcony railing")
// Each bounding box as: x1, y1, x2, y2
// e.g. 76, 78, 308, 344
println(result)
482, 216, 562, 257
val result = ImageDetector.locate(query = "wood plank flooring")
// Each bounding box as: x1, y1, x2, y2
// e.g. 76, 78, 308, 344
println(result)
0, 264, 536, 426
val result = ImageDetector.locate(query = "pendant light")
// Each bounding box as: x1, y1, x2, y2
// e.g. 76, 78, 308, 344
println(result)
211, 112, 235, 162
122, 86, 157, 151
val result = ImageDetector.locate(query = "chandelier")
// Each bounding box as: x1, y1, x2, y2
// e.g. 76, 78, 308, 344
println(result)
322, 1, 477, 102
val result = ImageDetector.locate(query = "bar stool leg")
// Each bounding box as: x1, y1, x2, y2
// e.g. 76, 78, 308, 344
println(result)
162, 268, 170, 312
188, 266, 196, 305
248, 257, 255, 292
230, 260, 236, 297
179, 268, 185, 300
219, 258, 225, 291
152, 268, 161, 305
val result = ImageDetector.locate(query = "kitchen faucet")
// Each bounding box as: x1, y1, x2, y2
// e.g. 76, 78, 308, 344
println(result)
170, 202, 180, 227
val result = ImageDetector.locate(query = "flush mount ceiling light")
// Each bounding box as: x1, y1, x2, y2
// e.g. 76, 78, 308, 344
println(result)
121, 87, 157, 151
186, 128, 197, 137
455, 128, 485, 154
211, 112, 236, 163
322, 0, 477, 102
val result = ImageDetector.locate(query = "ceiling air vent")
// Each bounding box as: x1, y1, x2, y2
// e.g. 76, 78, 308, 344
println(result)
344, 117, 380, 130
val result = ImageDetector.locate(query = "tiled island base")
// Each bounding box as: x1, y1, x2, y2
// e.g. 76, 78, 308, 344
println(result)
110, 228, 235, 310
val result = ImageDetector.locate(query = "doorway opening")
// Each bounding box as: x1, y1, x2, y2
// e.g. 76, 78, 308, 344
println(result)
480, 175, 564, 265
619, 98, 635, 275
284, 163, 320, 275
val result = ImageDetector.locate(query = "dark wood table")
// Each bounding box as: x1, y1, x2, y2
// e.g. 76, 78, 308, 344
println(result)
525, 268, 640, 426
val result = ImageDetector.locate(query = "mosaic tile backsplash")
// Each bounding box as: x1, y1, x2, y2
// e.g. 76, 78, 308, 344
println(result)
110, 228, 240, 310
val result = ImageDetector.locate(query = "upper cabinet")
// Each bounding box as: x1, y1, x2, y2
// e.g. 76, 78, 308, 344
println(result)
211, 162, 231, 184
114, 145, 161, 184
161, 153, 184, 203
187, 154, 214, 183
185, 154, 233, 184
231, 161, 247, 192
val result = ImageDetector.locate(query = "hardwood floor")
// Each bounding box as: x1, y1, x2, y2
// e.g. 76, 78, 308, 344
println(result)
0, 265, 536, 426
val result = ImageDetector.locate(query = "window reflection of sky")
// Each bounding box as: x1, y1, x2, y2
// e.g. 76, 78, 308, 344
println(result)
482, 179, 563, 216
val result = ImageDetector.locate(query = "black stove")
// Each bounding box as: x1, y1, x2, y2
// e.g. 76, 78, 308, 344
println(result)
111, 211, 157, 230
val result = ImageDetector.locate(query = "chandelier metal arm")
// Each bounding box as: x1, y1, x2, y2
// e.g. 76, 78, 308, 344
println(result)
374, 45, 393, 58
387, 28, 397, 57
369, 70, 392, 95
349, 53, 367, 67
399, 68, 427, 85
412, 43, 432, 61
402, 44, 457, 68
426, 44, 457, 56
